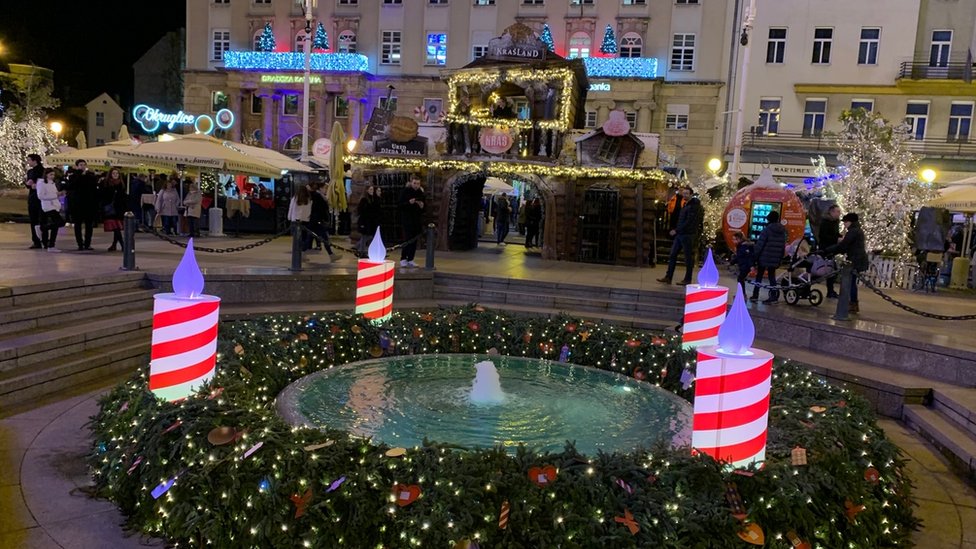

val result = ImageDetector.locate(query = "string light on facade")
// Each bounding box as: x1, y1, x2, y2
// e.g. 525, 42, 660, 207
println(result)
222, 51, 369, 73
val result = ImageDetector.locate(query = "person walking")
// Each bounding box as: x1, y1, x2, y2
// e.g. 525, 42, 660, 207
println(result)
308, 182, 339, 260
732, 231, 756, 295
155, 179, 181, 235
65, 160, 99, 250
822, 212, 869, 313
750, 210, 788, 303
356, 184, 383, 256
494, 193, 511, 245
37, 169, 64, 252
657, 185, 702, 285
398, 175, 425, 267
99, 168, 127, 251
182, 181, 203, 238
25, 153, 45, 249
818, 204, 842, 298
287, 184, 312, 258
524, 197, 542, 248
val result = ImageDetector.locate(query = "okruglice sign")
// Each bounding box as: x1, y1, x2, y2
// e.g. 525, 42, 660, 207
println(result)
133, 104, 236, 135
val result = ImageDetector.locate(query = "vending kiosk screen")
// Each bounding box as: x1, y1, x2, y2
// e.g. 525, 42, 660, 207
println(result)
749, 202, 782, 241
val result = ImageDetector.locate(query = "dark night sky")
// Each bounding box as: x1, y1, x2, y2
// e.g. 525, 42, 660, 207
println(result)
0, 0, 185, 110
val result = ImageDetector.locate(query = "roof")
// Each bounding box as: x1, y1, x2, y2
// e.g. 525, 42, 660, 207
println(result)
85, 92, 123, 112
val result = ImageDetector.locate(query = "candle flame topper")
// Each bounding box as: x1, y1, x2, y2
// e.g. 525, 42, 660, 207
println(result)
149, 239, 221, 401
356, 227, 395, 323
681, 250, 729, 349
692, 290, 772, 468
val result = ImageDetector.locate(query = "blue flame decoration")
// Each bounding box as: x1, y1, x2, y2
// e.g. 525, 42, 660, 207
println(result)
697, 249, 719, 287
367, 227, 386, 262
717, 290, 755, 355
172, 239, 205, 298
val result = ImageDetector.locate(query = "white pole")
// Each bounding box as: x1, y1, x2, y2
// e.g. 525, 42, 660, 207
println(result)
730, 0, 757, 184
300, 0, 313, 163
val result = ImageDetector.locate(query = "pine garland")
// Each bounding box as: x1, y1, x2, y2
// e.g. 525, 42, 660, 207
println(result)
88, 307, 918, 548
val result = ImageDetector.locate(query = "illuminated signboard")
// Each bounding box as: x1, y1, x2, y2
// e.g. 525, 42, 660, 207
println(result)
589, 82, 611, 92
132, 104, 236, 135
260, 74, 323, 84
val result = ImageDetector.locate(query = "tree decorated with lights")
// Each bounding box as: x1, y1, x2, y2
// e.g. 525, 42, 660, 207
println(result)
257, 22, 276, 52
599, 24, 617, 55
693, 173, 735, 247
831, 108, 935, 258
0, 74, 61, 187
539, 24, 554, 52
313, 22, 329, 51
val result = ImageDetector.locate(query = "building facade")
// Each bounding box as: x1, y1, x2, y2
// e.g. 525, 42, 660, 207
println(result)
134, 29, 187, 114
84, 93, 124, 147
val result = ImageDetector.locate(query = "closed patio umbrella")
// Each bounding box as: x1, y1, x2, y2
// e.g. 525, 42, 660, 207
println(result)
328, 121, 348, 212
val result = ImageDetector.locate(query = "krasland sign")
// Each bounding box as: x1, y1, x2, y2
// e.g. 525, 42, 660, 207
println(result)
260, 74, 323, 84
486, 23, 548, 62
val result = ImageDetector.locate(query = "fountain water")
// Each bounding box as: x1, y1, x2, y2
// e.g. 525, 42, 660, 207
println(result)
470, 360, 505, 404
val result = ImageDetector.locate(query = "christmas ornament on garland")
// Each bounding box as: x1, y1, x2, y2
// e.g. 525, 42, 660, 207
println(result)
791, 446, 808, 466
291, 488, 313, 518
614, 508, 639, 535
528, 465, 557, 487
786, 530, 812, 549
385, 447, 407, 458
304, 440, 334, 451
737, 523, 765, 545
207, 426, 240, 446
864, 467, 880, 484
845, 499, 866, 523
498, 500, 510, 530
326, 476, 346, 493
725, 482, 748, 520
393, 483, 421, 507
467, 321, 480, 332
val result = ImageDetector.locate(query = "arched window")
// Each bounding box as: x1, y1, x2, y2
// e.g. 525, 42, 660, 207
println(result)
294, 31, 310, 53
253, 30, 263, 51
620, 33, 643, 58
338, 30, 357, 53
284, 134, 304, 151
568, 32, 591, 59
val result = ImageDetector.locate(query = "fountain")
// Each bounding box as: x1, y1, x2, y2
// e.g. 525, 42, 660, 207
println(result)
277, 354, 693, 455
470, 360, 505, 405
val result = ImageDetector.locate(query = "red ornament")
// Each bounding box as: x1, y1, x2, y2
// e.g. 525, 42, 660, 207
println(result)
392, 483, 421, 507
625, 339, 641, 348
421, 313, 434, 322
413, 327, 423, 338
290, 488, 313, 518
565, 322, 577, 333
651, 336, 668, 346
633, 368, 646, 381
614, 508, 640, 535
864, 467, 880, 484
330, 325, 341, 335
528, 465, 558, 487
845, 499, 865, 523
467, 321, 480, 332
523, 332, 532, 344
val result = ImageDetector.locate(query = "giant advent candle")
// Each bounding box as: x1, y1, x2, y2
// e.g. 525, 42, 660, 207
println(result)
682, 249, 729, 349
149, 239, 221, 401
355, 227, 395, 324
691, 290, 773, 468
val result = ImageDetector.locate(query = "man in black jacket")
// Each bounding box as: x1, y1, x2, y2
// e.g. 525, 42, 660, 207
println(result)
750, 210, 788, 303
65, 160, 100, 250
398, 175, 425, 268
817, 204, 841, 297
822, 212, 869, 313
25, 154, 44, 249
657, 186, 702, 285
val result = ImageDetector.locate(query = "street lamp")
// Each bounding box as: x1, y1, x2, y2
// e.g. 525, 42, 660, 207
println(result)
346, 138, 357, 153
730, 0, 758, 184
49, 121, 63, 139
300, 0, 318, 163
920, 168, 937, 184
707, 157, 723, 174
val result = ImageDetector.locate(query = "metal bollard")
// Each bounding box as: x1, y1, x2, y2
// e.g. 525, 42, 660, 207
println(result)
832, 261, 852, 321
121, 211, 137, 271
290, 221, 303, 272
425, 223, 436, 271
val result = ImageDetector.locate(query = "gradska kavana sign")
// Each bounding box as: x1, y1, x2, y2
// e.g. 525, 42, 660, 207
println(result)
132, 105, 236, 135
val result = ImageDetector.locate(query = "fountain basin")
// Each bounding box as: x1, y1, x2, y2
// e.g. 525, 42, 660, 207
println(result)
277, 354, 692, 455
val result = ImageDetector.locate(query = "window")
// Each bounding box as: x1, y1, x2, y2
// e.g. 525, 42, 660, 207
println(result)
211, 91, 229, 112
666, 104, 689, 130
335, 96, 349, 118
251, 93, 263, 114
379, 96, 398, 111
254, 0, 271, 3
585, 111, 597, 128
284, 135, 303, 151
474, 0, 495, 4
802, 99, 827, 137
850, 99, 874, 112
905, 101, 929, 140
381, 31, 401, 65
597, 137, 621, 162
757, 98, 780, 135
619, 33, 643, 58
857, 28, 880, 65
96, 138, 105, 146
338, 30, 356, 53
676, 0, 699, 3
95, 112, 104, 127
948, 102, 973, 142
473, 45, 488, 59
569, 32, 591, 59
283, 94, 299, 116
930, 30, 952, 67
214, 0, 229, 4
812, 28, 832, 64
671, 34, 695, 71
212, 29, 230, 61
571, 0, 594, 4
522, 0, 543, 4
766, 28, 786, 64
426, 33, 448, 65
111, 131, 117, 140
429, 0, 448, 4
294, 31, 310, 52
383, 0, 402, 4
623, 0, 646, 4
338, 0, 358, 4
625, 111, 637, 129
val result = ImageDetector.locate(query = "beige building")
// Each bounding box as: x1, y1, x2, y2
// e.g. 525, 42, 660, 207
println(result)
85, 93, 124, 147
183, 0, 733, 178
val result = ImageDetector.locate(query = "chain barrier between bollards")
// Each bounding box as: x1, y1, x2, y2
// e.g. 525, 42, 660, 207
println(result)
139, 223, 292, 253
855, 271, 976, 321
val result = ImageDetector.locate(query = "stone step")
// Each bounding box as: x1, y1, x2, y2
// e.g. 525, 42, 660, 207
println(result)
434, 273, 686, 306
0, 311, 153, 374
903, 404, 976, 476
0, 340, 149, 410
0, 288, 156, 336
0, 272, 148, 308
433, 298, 677, 332
433, 286, 684, 319
931, 387, 976, 441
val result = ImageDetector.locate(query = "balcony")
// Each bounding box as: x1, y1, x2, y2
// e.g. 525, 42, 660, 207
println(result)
740, 131, 976, 159
898, 61, 975, 81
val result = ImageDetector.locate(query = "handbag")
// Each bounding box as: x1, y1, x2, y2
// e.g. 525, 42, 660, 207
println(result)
103, 203, 116, 217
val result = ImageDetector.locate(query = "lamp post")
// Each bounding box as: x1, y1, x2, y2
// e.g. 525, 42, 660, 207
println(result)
300, 0, 318, 163
49, 121, 63, 140
729, 0, 757, 184
920, 168, 937, 185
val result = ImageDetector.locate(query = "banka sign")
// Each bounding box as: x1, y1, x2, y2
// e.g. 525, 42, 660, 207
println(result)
132, 104, 236, 135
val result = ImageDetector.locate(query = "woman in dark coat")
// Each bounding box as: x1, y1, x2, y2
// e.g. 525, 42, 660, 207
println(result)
99, 168, 127, 251
750, 210, 787, 303
307, 182, 337, 259
356, 184, 383, 255
822, 212, 869, 313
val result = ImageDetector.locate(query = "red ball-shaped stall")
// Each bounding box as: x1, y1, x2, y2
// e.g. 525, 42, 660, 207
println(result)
722, 184, 806, 250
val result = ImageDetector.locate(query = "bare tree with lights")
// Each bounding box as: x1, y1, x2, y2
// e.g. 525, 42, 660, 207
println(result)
831, 109, 934, 259
0, 73, 61, 187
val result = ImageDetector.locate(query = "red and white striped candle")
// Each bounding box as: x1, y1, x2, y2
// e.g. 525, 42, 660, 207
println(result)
691, 290, 772, 468
149, 240, 221, 402
355, 228, 395, 323
682, 249, 729, 349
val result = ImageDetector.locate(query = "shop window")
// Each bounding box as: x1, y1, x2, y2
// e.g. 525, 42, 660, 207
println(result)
283, 94, 299, 116
251, 93, 263, 114
335, 96, 349, 118
212, 91, 229, 112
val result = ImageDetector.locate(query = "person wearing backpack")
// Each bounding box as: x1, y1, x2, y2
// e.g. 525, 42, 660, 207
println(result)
731, 231, 756, 296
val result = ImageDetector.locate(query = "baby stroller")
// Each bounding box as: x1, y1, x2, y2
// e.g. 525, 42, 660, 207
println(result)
776, 250, 837, 307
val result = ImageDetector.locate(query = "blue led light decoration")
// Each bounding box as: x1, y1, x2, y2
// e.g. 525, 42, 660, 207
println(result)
257, 22, 275, 52
717, 291, 755, 356
697, 249, 720, 287
313, 23, 329, 50
600, 25, 618, 55
222, 51, 369, 73
539, 24, 555, 52
582, 57, 658, 79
